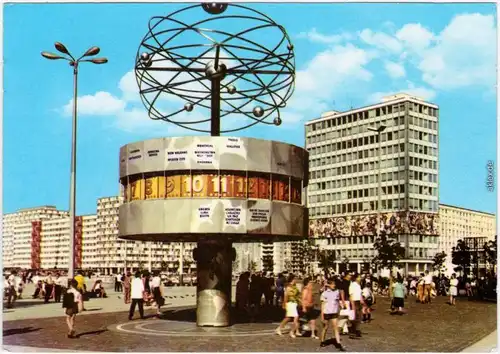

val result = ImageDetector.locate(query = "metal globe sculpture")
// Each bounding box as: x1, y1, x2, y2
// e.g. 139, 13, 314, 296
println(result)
135, 3, 295, 134
122, 3, 307, 328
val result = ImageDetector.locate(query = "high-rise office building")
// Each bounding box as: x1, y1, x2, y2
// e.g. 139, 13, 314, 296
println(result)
306, 93, 440, 274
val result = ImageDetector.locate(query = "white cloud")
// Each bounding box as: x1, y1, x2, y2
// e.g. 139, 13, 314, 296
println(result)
295, 43, 376, 96
359, 29, 403, 53
61, 12, 495, 131
297, 28, 352, 44
276, 43, 377, 125
367, 82, 436, 105
384, 61, 406, 79
417, 13, 496, 90
118, 71, 140, 102
299, 13, 496, 93
62, 91, 125, 117
396, 23, 435, 53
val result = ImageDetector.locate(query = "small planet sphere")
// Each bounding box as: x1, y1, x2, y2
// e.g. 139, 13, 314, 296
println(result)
202, 3, 228, 15
227, 85, 237, 94
273, 117, 282, 126
253, 106, 264, 118
184, 102, 194, 112
140, 52, 150, 62
287, 44, 294, 51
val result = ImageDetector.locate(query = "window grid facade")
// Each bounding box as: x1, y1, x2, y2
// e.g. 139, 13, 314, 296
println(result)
305, 94, 440, 274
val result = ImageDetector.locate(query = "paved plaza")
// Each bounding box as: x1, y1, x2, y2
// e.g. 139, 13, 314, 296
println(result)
2, 283, 497, 352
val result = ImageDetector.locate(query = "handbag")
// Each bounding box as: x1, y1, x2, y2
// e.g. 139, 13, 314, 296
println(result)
339, 308, 350, 317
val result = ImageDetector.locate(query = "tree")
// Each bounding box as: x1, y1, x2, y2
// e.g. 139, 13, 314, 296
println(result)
318, 250, 336, 278
483, 239, 497, 273
432, 251, 447, 275
341, 257, 351, 272
262, 255, 274, 273
452, 239, 471, 280
372, 232, 405, 271
138, 261, 145, 270
160, 261, 168, 271
372, 232, 405, 297
248, 260, 257, 273
232, 254, 239, 274
301, 239, 319, 275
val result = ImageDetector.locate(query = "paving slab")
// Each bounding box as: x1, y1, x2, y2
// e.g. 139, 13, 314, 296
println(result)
2, 296, 496, 352
3, 283, 206, 321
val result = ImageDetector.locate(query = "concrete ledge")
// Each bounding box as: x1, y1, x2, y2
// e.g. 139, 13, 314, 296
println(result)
3, 345, 90, 352
462, 331, 497, 352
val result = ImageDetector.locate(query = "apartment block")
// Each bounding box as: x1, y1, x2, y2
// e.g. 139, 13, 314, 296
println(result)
5, 206, 69, 269
438, 204, 496, 274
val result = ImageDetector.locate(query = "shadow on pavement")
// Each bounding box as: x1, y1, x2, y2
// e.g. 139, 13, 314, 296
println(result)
3, 327, 41, 337
76, 329, 107, 338
3, 301, 48, 309
82, 308, 102, 312
161, 305, 285, 324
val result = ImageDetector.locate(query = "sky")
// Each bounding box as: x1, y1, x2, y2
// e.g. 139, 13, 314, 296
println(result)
3, 2, 498, 216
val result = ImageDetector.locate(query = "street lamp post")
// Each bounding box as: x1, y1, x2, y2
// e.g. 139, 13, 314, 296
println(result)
41, 43, 108, 279
367, 125, 387, 275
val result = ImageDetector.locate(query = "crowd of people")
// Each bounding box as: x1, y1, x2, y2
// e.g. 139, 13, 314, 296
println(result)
235, 271, 379, 350
119, 270, 165, 319
3, 266, 496, 343
2, 270, 110, 310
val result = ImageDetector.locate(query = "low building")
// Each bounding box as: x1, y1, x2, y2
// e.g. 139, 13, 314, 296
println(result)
438, 204, 496, 275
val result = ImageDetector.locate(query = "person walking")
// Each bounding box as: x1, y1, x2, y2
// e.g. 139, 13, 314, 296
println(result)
275, 273, 285, 307
54, 273, 64, 303
14, 272, 24, 301
74, 271, 87, 311
63, 279, 83, 339
5, 273, 16, 308
151, 271, 164, 317
417, 273, 425, 303
129, 271, 145, 320
320, 279, 345, 351
423, 270, 433, 304
361, 281, 374, 323
337, 273, 352, 335
123, 272, 132, 304
392, 276, 406, 314
264, 273, 274, 307
275, 274, 301, 338
449, 273, 458, 306
348, 273, 363, 339
115, 273, 122, 293
44, 272, 54, 303
236, 272, 250, 316
410, 277, 417, 297
302, 278, 319, 340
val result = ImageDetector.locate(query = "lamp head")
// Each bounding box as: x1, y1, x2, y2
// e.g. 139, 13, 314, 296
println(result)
83, 46, 100, 57
89, 57, 108, 64
41, 51, 65, 60
54, 42, 70, 55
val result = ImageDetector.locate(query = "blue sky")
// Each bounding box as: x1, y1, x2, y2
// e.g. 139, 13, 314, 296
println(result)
3, 2, 497, 215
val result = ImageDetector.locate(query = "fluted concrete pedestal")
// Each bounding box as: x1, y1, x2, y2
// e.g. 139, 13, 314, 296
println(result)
194, 239, 233, 327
